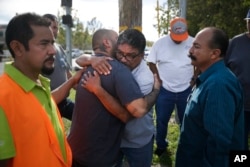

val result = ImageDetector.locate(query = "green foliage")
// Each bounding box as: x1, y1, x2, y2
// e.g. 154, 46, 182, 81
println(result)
87, 17, 103, 35
57, 26, 66, 48
187, 0, 249, 38
57, 14, 66, 48
146, 40, 154, 47
58, 15, 153, 51
156, 0, 250, 38
69, 89, 76, 102
57, 16, 98, 50
152, 122, 180, 167
155, 0, 179, 36
72, 18, 92, 50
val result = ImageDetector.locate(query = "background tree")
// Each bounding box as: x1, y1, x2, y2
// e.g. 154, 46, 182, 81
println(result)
156, 0, 250, 38
58, 15, 102, 50
87, 17, 103, 35
119, 0, 153, 46
187, 0, 250, 38
57, 13, 66, 48
72, 18, 92, 50
119, 0, 142, 32
154, 0, 179, 36
57, 26, 67, 48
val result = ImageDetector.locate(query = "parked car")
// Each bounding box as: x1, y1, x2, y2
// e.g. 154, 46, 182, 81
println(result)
144, 47, 151, 59
71, 49, 83, 58
83, 50, 94, 56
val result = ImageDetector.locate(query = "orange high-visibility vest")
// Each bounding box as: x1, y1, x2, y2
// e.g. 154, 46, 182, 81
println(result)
0, 73, 72, 167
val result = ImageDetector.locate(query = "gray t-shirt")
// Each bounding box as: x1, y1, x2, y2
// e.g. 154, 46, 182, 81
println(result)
121, 59, 155, 148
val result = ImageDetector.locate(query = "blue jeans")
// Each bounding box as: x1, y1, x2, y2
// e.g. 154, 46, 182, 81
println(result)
115, 136, 154, 167
155, 86, 191, 149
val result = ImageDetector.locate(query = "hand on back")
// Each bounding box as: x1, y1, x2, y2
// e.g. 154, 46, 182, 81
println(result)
81, 71, 101, 94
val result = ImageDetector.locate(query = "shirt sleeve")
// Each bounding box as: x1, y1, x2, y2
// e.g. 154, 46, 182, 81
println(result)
134, 70, 154, 95
146, 43, 157, 63
0, 106, 16, 160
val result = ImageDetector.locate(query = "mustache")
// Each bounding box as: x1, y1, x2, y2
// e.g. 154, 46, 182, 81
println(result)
188, 54, 197, 61
44, 55, 55, 63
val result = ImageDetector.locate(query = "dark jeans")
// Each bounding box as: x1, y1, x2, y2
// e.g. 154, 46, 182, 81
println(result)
245, 110, 250, 150
115, 136, 154, 167
155, 86, 191, 149
57, 98, 74, 120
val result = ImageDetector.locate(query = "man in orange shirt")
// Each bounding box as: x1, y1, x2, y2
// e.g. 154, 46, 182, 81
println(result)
0, 12, 83, 167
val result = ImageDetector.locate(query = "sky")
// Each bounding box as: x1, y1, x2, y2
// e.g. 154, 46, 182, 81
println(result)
0, 0, 165, 42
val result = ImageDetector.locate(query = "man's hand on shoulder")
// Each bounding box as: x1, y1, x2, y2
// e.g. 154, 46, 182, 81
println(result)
91, 55, 113, 75
76, 54, 113, 75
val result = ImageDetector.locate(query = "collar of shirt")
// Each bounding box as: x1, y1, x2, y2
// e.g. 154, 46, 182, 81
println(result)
4, 62, 50, 92
196, 60, 225, 86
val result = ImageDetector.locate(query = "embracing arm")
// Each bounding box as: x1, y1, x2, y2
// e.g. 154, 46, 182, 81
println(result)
125, 74, 160, 117
76, 54, 113, 75
76, 54, 94, 67
88, 84, 133, 123
82, 72, 160, 120
82, 71, 133, 123
52, 68, 85, 104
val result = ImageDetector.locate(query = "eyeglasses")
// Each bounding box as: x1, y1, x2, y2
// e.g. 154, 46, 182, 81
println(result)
116, 50, 141, 61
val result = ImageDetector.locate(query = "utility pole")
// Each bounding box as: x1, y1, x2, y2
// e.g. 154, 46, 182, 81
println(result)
179, 0, 187, 18
61, 0, 73, 66
119, 0, 142, 32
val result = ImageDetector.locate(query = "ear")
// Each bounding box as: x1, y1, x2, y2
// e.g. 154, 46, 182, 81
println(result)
210, 49, 221, 59
102, 39, 111, 49
10, 40, 25, 57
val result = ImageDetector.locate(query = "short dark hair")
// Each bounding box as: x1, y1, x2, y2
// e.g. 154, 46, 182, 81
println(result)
43, 13, 58, 22
5, 12, 51, 58
208, 27, 229, 57
117, 29, 146, 54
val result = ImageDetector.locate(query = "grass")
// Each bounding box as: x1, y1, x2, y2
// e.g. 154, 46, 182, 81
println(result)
152, 123, 179, 167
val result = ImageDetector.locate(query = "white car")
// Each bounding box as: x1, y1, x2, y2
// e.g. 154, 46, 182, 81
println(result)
71, 49, 83, 58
